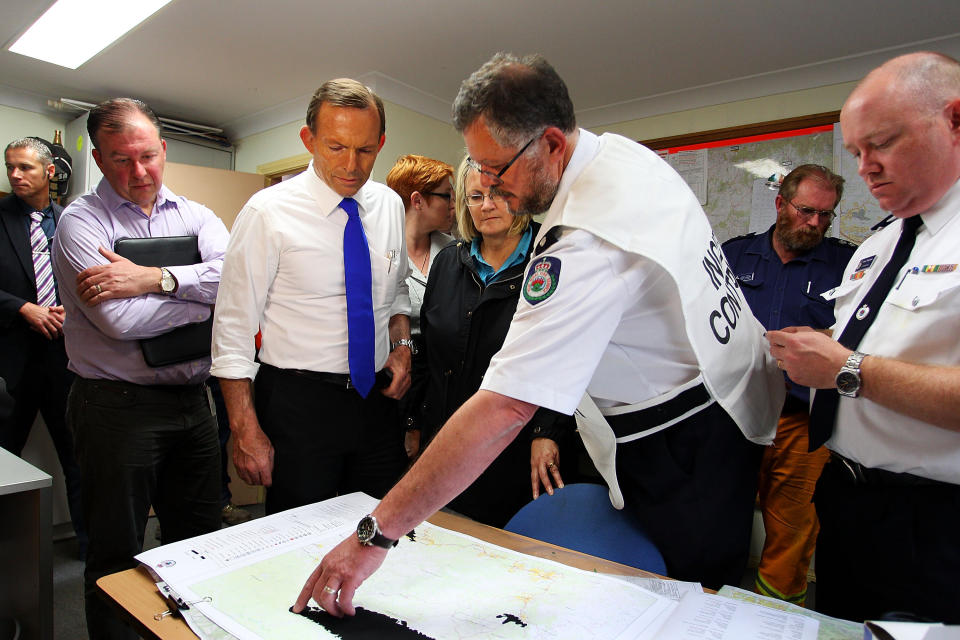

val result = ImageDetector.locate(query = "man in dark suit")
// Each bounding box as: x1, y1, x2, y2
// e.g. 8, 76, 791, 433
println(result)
1, 136, 84, 549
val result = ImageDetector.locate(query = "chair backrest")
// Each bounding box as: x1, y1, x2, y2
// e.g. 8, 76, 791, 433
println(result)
504, 483, 666, 575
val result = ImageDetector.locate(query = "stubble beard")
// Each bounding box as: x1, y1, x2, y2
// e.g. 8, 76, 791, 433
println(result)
491, 157, 560, 217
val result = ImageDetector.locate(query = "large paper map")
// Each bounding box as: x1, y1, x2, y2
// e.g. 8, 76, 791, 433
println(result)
137, 493, 674, 640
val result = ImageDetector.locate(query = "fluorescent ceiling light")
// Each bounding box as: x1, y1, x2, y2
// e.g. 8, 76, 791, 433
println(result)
9, 0, 173, 69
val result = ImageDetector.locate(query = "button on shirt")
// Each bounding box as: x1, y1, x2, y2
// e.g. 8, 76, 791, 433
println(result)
51, 179, 229, 385
481, 130, 699, 414
722, 227, 855, 403
211, 163, 410, 381
825, 178, 960, 483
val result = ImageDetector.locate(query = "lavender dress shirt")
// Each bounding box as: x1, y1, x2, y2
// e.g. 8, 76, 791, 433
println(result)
52, 179, 229, 385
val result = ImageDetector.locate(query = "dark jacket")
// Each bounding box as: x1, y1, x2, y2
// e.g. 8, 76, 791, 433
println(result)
415, 222, 576, 526
0, 194, 66, 388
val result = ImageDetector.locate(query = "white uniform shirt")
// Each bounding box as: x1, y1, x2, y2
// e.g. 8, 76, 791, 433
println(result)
482, 130, 699, 414
211, 163, 410, 380
824, 178, 960, 483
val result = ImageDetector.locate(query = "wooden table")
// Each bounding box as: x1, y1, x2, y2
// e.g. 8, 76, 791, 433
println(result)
98, 510, 662, 639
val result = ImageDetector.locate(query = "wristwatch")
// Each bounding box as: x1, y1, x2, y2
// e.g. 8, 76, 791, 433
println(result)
356, 514, 398, 549
159, 267, 177, 295
835, 351, 867, 398
391, 338, 418, 355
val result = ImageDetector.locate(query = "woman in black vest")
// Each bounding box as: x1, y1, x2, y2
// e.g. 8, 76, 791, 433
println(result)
412, 158, 577, 527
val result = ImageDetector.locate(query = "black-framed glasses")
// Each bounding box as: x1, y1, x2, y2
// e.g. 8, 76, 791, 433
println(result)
425, 191, 452, 201
465, 192, 507, 208
788, 200, 836, 222
466, 134, 539, 183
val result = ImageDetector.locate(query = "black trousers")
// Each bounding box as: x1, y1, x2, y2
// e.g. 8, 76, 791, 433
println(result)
0, 336, 84, 544
68, 378, 220, 640
255, 365, 407, 515
612, 402, 763, 590
814, 458, 960, 623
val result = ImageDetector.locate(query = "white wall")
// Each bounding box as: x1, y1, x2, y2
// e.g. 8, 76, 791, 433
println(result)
0, 104, 70, 193
590, 81, 858, 141
234, 99, 464, 182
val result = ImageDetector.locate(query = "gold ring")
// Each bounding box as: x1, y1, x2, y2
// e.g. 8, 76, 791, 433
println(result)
96, 283, 103, 294
323, 586, 336, 595
547, 462, 556, 469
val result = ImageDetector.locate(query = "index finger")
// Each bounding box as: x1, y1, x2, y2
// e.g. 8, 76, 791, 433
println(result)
293, 565, 324, 613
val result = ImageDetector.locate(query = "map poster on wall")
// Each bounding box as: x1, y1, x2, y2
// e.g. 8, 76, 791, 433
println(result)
654, 123, 887, 247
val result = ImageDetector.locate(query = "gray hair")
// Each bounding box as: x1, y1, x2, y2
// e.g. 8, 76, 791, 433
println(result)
306, 78, 385, 138
5, 137, 53, 167
452, 53, 576, 148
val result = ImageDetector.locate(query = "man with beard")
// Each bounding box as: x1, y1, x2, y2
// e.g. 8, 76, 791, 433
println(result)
296, 52, 784, 616
722, 165, 855, 607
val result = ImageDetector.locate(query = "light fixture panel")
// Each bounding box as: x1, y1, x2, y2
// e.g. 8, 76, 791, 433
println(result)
9, 0, 173, 70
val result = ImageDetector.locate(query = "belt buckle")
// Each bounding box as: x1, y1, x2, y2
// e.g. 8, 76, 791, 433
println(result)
345, 376, 353, 390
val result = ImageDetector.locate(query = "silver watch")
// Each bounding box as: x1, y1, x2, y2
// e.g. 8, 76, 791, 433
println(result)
836, 351, 867, 398
391, 338, 417, 355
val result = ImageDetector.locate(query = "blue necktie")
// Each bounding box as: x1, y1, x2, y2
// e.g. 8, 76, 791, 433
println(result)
341, 197, 375, 398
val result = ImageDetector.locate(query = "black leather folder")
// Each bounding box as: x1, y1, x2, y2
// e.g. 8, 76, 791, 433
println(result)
113, 236, 213, 367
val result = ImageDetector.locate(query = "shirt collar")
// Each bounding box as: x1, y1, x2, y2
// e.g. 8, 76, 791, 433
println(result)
95, 178, 177, 217
916, 176, 960, 237
469, 225, 533, 283
539, 128, 600, 232
16, 195, 54, 217
301, 160, 374, 217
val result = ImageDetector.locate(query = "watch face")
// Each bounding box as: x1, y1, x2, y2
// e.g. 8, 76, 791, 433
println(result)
357, 516, 376, 543
836, 370, 859, 394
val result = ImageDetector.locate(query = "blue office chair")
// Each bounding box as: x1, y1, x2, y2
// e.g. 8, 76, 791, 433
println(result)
504, 483, 667, 575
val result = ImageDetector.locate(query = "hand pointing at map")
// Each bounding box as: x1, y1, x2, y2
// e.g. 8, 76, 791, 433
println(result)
293, 536, 389, 617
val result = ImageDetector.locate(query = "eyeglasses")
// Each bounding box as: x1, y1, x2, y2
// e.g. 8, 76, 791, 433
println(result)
425, 191, 451, 201
466, 134, 539, 183
465, 192, 507, 208
788, 200, 836, 222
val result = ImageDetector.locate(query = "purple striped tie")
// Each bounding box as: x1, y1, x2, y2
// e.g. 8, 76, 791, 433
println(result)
29, 211, 57, 307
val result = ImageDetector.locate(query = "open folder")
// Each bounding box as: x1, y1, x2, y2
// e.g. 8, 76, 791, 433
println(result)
113, 236, 213, 367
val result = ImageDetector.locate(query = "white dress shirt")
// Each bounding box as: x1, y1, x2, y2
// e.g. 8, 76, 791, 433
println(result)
823, 178, 960, 484
211, 163, 410, 381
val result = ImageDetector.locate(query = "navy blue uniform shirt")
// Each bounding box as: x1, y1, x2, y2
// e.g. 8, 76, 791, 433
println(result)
722, 225, 856, 403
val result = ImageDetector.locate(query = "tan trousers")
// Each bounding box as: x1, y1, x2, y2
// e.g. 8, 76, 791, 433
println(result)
755, 409, 829, 606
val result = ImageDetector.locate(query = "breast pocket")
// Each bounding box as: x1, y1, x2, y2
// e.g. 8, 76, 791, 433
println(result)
886, 270, 960, 312
800, 285, 839, 329
370, 250, 398, 310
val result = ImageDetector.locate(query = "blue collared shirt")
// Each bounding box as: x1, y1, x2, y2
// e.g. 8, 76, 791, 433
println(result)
722, 225, 857, 402
469, 226, 533, 285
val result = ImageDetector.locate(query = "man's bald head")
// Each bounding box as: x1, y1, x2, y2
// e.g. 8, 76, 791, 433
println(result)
840, 52, 960, 218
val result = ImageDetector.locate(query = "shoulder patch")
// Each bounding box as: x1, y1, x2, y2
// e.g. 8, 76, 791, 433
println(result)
721, 232, 758, 248
523, 257, 561, 305
825, 236, 858, 249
